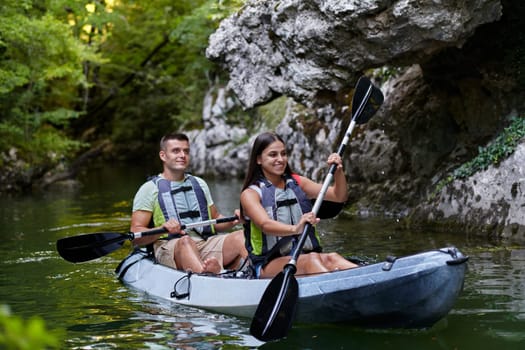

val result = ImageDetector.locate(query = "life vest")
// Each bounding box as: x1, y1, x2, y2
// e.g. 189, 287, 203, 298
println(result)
152, 174, 215, 239
244, 174, 322, 267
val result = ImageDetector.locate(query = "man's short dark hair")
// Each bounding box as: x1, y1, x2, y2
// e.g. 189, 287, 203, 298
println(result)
160, 133, 189, 150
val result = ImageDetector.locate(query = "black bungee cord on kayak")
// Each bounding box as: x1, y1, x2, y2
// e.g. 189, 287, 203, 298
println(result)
172, 272, 192, 300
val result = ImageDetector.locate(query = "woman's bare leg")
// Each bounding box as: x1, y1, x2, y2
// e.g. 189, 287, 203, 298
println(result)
259, 253, 329, 278
296, 253, 329, 275
319, 252, 358, 270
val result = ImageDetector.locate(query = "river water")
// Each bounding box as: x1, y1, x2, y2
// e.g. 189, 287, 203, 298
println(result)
1, 163, 524, 349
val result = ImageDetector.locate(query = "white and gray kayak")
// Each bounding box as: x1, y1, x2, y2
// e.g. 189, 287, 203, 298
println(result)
116, 246, 468, 328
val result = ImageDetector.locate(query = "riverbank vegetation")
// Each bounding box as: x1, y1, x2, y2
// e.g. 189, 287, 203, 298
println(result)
431, 116, 525, 198
0, 0, 243, 192
0, 305, 61, 349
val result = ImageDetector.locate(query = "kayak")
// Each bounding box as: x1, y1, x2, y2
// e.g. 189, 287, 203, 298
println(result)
116, 246, 468, 328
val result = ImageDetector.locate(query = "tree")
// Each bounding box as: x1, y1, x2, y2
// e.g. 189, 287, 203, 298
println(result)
83, 0, 243, 158
0, 0, 103, 174
0, 0, 243, 190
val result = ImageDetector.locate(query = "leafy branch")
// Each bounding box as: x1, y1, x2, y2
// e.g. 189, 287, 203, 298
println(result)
432, 116, 525, 197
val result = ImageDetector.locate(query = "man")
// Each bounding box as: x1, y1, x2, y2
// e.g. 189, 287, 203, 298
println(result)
130, 132, 247, 274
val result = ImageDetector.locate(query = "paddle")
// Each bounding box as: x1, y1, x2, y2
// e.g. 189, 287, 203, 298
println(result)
56, 216, 238, 263
250, 76, 384, 342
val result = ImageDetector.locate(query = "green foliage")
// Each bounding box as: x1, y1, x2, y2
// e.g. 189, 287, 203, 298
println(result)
0, 305, 62, 350
373, 66, 404, 83
432, 116, 525, 196
257, 96, 289, 131
0, 0, 245, 184
453, 116, 525, 177
103, 0, 244, 146
0, 1, 102, 167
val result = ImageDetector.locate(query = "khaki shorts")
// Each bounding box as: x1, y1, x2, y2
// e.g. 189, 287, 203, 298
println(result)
153, 234, 227, 270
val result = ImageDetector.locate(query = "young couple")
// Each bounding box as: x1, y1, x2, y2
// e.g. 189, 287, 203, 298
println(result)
130, 132, 357, 278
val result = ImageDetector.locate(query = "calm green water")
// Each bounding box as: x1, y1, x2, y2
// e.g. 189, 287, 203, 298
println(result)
1, 163, 524, 349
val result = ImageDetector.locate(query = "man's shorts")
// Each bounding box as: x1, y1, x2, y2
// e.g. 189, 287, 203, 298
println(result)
153, 234, 227, 270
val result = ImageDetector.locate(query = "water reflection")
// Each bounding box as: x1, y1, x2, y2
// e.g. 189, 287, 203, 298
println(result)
471, 250, 522, 322
65, 290, 265, 349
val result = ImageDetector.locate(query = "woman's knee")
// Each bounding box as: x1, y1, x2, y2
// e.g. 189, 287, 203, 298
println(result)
302, 252, 322, 264
322, 252, 341, 263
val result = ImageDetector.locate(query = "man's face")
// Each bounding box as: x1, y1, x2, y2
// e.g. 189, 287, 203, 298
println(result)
159, 139, 190, 172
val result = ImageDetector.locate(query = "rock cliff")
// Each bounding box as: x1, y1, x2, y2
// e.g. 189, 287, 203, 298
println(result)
194, 0, 525, 241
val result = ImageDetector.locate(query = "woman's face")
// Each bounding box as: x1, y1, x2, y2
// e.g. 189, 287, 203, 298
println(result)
257, 140, 287, 178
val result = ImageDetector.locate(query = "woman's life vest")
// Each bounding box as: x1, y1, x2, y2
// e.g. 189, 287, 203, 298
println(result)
244, 174, 322, 267
152, 174, 215, 239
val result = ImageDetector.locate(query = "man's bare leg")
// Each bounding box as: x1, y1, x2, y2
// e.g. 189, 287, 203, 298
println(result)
174, 236, 208, 273
222, 230, 248, 269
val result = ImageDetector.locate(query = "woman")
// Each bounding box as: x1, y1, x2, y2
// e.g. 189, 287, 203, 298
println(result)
240, 132, 358, 278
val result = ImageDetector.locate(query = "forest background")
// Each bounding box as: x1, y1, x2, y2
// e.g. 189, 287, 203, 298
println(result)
1, 0, 246, 192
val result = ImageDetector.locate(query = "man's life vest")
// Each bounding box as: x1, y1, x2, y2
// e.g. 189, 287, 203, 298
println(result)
244, 174, 322, 267
152, 174, 215, 240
